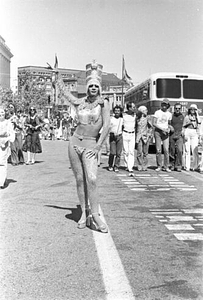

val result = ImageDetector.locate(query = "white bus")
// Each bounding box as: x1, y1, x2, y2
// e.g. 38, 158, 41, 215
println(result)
124, 72, 203, 118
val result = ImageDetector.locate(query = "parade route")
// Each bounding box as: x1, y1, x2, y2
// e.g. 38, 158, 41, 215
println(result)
0, 140, 203, 300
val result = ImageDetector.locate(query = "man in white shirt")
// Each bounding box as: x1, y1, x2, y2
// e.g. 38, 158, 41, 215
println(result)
122, 102, 136, 176
153, 98, 173, 172
108, 106, 123, 172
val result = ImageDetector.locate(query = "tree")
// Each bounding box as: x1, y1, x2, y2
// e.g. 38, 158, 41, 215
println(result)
0, 86, 13, 106
19, 71, 49, 112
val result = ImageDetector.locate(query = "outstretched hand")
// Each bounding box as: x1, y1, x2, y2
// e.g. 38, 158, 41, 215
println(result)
47, 63, 58, 83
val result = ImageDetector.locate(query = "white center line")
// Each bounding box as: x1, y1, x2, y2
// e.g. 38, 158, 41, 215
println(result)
92, 207, 135, 300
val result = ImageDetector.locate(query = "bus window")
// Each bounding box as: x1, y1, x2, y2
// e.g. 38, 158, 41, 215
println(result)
156, 79, 181, 98
183, 79, 203, 99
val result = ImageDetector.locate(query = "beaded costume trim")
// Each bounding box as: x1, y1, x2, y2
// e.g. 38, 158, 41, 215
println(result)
77, 97, 104, 110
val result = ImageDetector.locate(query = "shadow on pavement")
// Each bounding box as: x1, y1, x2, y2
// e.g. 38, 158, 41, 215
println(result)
2, 178, 17, 189
44, 204, 81, 223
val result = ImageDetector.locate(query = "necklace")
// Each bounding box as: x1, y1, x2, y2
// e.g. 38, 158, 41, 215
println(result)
78, 97, 104, 110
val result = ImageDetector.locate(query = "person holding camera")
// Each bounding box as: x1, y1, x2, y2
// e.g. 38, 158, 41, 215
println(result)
108, 105, 123, 172
183, 104, 201, 171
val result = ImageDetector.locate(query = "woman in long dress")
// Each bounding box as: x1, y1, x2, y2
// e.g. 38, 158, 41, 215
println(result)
53, 61, 110, 233
0, 106, 15, 188
23, 107, 42, 164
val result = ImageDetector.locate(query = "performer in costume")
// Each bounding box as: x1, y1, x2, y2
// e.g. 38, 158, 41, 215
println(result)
52, 60, 110, 233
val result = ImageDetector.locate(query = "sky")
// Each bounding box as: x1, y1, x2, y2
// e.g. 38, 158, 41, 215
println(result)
1, 0, 203, 89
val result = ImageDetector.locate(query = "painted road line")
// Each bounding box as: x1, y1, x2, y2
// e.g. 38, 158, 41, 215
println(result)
148, 184, 168, 187
165, 181, 185, 185
193, 224, 203, 226
124, 182, 141, 185
156, 188, 171, 191
130, 188, 147, 191
165, 224, 195, 230
151, 211, 183, 215
168, 216, 196, 221
93, 206, 135, 300
178, 188, 197, 191
149, 209, 180, 211
163, 177, 178, 179
174, 233, 203, 241
117, 174, 127, 177
182, 209, 203, 214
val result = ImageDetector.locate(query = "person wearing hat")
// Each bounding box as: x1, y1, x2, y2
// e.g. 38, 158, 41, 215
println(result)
169, 102, 185, 172
183, 104, 201, 171
52, 60, 110, 233
153, 98, 173, 172
135, 105, 153, 171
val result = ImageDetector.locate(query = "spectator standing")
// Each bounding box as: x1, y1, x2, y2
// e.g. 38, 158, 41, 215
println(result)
23, 107, 42, 164
153, 98, 173, 172
108, 105, 123, 172
0, 106, 15, 188
8, 103, 24, 165
183, 104, 201, 171
122, 102, 136, 176
198, 119, 203, 174
135, 106, 153, 171
169, 103, 185, 172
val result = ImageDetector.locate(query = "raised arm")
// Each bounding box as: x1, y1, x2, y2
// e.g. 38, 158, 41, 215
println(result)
53, 71, 81, 106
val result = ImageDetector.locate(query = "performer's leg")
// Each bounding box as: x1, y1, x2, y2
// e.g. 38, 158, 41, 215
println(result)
82, 151, 108, 233
68, 142, 88, 226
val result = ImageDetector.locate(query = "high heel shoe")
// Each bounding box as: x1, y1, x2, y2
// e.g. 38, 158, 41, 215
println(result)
77, 208, 91, 229
77, 220, 87, 229
92, 213, 108, 233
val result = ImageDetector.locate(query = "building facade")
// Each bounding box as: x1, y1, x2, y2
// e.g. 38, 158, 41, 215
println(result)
0, 36, 13, 89
18, 65, 129, 113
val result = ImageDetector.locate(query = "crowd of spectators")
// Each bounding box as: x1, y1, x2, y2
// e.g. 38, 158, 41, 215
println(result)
107, 99, 203, 175
1, 98, 203, 189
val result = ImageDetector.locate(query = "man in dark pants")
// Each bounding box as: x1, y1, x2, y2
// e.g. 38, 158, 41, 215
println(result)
108, 106, 123, 172
169, 102, 184, 172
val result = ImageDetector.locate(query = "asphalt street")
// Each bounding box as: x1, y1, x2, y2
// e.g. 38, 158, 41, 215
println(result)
0, 140, 203, 300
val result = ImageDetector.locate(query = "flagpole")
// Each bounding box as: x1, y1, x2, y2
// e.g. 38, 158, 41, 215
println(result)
121, 55, 124, 108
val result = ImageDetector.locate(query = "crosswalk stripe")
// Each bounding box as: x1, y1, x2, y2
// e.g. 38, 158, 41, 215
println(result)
174, 233, 203, 241
149, 208, 203, 241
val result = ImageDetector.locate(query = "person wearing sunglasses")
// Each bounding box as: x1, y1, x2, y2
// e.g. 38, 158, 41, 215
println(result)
169, 103, 184, 172
52, 60, 110, 233
183, 104, 201, 171
22, 107, 42, 164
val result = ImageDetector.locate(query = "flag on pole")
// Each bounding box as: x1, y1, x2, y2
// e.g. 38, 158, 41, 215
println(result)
122, 56, 133, 86
54, 54, 58, 69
